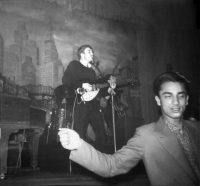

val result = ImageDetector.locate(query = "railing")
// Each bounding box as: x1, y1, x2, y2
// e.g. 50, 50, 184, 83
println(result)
0, 74, 55, 112
0, 74, 29, 99
24, 84, 55, 111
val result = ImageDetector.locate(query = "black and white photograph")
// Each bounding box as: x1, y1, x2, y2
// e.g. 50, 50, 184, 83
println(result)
0, 0, 199, 185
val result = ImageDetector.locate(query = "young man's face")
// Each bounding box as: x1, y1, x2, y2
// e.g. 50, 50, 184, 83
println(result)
155, 81, 189, 120
81, 47, 94, 62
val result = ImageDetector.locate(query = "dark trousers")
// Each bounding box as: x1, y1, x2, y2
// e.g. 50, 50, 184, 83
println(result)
73, 99, 106, 151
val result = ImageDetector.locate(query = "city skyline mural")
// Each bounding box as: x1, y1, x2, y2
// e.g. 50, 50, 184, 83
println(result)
0, 0, 137, 88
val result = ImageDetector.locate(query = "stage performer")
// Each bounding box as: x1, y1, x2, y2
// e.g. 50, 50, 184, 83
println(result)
62, 44, 116, 151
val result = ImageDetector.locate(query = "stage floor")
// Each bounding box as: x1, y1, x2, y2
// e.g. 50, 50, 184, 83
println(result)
1, 167, 149, 186
1, 133, 149, 186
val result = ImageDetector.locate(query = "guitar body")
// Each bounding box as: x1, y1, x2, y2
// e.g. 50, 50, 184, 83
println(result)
81, 89, 100, 102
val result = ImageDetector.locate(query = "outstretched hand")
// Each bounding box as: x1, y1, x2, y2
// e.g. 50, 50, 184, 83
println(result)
58, 128, 83, 150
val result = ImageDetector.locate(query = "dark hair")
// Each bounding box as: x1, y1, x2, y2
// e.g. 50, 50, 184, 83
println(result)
77, 44, 93, 59
153, 71, 190, 96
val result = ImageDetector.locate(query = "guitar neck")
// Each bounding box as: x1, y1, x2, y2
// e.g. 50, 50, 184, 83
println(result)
94, 83, 110, 90
94, 78, 133, 90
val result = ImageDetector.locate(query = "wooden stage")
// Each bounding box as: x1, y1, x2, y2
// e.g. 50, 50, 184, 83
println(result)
0, 168, 149, 186
0, 140, 149, 186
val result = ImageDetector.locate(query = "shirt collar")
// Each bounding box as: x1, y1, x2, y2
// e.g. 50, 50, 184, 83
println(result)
163, 117, 184, 134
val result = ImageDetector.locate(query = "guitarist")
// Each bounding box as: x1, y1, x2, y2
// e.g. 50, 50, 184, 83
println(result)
62, 44, 116, 152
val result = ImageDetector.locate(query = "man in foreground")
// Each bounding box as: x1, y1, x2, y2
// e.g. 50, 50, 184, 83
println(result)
59, 71, 200, 186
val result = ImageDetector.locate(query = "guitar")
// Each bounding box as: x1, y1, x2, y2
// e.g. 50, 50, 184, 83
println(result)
77, 78, 137, 102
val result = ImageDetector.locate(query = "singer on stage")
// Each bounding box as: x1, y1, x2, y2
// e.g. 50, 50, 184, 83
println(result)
62, 44, 116, 151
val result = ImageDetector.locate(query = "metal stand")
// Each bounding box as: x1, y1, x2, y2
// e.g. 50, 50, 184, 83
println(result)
46, 122, 51, 144
58, 98, 72, 174
69, 158, 72, 174
64, 99, 72, 174
111, 91, 117, 152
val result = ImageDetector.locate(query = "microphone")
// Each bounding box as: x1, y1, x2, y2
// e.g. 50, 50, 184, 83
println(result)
89, 58, 103, 78
92, 56, 99, 67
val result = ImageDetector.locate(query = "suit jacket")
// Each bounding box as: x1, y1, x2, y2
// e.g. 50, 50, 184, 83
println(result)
70, 117, 200, 186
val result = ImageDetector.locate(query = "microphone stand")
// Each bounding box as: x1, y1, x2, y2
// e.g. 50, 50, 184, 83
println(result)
110, 88, 117, 152
91, 61, 117, 152
58, 98, 72, 174
89, 61, 103, 79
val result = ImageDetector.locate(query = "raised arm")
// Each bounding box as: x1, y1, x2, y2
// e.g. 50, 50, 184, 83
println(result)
58, 128, 144, 177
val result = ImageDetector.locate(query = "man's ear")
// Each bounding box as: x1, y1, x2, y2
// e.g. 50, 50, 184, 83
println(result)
155, 95, 161, 106
80, 53, 84, 59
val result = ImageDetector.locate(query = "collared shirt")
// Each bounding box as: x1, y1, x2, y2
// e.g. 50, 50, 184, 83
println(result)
165, 119, 183, 134
165, 119, 200, 180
